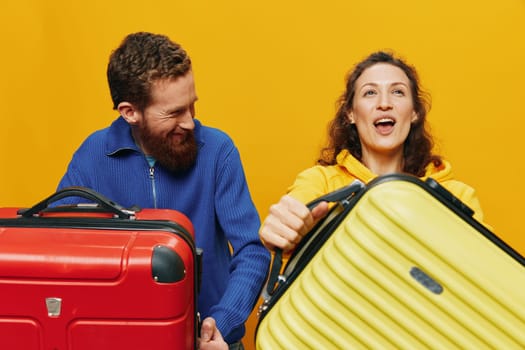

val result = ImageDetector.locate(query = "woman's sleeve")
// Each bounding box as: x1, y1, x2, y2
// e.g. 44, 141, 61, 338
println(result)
441, 180, 486, 224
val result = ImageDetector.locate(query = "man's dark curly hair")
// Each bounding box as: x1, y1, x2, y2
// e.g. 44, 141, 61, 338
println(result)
319, 51, 442, 177
107, 32, 192, 111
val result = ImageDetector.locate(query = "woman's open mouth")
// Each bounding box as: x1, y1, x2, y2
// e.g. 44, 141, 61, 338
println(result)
374, 117, 396, 134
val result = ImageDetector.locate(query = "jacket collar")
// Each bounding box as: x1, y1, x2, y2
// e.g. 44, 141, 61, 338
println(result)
105, 116, 203, 156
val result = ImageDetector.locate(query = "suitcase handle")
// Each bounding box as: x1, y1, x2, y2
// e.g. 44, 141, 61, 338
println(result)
19, 186, 136, 219
264, 180, 365, 298
425, 177, 475, 217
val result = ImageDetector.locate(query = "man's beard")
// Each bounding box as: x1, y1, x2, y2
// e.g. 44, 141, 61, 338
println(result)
139, 122, 198, 173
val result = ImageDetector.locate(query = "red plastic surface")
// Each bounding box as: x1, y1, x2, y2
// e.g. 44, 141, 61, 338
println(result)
0, 208, 196, 350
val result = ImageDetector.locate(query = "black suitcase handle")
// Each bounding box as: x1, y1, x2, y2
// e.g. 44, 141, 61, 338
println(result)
18, 186, 136, 219
264, 180, 365, 297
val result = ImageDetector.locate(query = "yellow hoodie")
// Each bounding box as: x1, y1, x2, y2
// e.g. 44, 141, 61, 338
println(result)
287, 149, 484, 223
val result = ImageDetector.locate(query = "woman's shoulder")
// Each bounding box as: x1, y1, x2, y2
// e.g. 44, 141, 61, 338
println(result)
288, 164, 356, 203
437, 178, 485, 223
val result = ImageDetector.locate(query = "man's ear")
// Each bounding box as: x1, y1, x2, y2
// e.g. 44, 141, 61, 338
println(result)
118, 102, 140, 125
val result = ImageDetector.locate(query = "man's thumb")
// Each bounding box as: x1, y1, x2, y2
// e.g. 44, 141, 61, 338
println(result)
200, 319, 212, 342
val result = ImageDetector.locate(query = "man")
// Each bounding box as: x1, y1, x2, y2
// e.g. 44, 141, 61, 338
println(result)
57, 32, 270, 350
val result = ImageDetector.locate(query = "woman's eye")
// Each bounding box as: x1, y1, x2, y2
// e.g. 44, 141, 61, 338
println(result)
393, 89, 405, 96
364, 90, 376, 96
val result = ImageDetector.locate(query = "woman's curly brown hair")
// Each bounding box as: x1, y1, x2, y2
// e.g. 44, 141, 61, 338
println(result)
319, 51, 442, 177
107, 32, 192, 112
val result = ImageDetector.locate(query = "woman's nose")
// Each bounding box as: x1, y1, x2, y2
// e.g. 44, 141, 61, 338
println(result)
377, 93, 392, 110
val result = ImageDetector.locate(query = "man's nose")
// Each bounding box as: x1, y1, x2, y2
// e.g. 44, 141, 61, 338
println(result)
179, 112, 195, 130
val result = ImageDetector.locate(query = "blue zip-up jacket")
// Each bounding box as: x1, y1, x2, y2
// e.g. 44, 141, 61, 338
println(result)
57, 116, 270, 343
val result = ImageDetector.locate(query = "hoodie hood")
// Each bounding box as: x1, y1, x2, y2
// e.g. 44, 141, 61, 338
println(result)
336, 149, 455, 183
288, 149, 483, 222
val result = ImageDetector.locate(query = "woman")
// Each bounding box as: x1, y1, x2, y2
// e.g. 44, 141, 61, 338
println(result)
259, 51, 484, 252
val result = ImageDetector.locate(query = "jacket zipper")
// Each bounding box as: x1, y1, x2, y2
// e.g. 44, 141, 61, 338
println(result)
149, 166, 158, 208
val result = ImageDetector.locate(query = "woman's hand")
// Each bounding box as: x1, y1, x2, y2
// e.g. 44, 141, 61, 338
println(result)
259, 194, 329, 252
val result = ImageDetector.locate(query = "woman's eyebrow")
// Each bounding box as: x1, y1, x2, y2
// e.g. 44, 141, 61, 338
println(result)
360, 81, 409, 89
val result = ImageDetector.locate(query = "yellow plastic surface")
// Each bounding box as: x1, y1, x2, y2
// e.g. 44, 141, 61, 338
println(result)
256, 179, 525, 350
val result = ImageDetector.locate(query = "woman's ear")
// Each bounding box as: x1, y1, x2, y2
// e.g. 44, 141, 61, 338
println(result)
347, 111, 355, 124
118, 102, 140, 125
411, 111, 418, 123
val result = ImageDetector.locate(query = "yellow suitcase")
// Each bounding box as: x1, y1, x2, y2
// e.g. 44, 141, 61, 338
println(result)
256, 174, 525, 350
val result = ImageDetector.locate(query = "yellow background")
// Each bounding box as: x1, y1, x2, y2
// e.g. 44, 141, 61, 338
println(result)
1, 0, 524, 348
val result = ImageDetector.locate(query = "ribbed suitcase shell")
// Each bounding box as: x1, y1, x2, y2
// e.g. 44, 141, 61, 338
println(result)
256, 175, 525, 350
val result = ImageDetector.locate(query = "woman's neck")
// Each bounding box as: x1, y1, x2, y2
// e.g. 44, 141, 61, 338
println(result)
361, 149, 404, 176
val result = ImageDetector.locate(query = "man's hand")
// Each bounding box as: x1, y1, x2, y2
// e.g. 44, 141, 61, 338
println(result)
198, 317, 227, 350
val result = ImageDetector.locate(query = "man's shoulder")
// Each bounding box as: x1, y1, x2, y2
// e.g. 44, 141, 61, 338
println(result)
196, 120, 234, 146
76, 127, 110, 148
73, 117, 129, 155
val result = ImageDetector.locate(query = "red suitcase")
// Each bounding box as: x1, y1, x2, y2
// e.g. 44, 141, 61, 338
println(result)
0, 187, 200, 350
